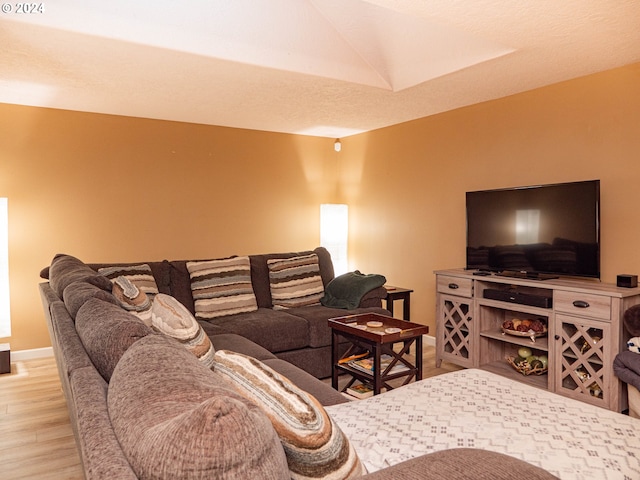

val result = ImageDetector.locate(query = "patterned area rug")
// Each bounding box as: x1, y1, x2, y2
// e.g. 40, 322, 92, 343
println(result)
326, 369, 640, 479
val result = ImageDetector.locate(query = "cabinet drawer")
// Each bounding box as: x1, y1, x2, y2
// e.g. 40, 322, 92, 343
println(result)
554, 290, 611, 320
437, 275, 473, 297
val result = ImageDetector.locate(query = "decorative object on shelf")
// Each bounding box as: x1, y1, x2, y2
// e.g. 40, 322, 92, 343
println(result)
501, 318, 547, 343
580, 333, 602, 353
506, 355, 548, 376
589, 382, 603, 398
575, 368, 591, 382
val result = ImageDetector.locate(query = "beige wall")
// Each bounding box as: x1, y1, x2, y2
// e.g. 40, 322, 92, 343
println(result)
1, 62, 639, 351
0, 107, 342, 350
346, 62, 640, 334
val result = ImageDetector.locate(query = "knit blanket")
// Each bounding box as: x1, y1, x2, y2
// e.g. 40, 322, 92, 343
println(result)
320, 271, 386, 310
613, 350, 640, 390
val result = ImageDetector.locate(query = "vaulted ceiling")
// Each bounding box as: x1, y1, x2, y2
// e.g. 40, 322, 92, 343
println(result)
2, 0, 640, 137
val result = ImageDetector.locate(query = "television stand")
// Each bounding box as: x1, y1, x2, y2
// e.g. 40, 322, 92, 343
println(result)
435, 268, 640, 412
497, 270, 559, 281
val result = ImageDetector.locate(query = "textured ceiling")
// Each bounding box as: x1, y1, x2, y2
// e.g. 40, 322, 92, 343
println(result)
1, 0, 640, 137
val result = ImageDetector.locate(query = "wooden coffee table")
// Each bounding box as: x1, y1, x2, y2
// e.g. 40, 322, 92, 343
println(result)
329, 313, 429, 395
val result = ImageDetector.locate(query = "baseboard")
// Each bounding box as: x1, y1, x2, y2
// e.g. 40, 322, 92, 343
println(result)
424, 334, 435, 346
11, 346, 54, 361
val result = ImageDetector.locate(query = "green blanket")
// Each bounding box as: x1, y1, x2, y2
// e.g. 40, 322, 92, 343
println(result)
320, 270, 386, 310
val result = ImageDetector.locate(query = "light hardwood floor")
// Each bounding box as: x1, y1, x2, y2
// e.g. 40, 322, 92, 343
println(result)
0, 344, 461, 480
0, 358, 82, 479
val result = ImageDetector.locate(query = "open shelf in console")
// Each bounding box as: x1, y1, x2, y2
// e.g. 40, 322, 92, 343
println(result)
478, 303, 551, 390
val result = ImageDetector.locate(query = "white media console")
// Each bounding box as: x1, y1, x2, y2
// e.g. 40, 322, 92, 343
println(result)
435, 269, 640, 412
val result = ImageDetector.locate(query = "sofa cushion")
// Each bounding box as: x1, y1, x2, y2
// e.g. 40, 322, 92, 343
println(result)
361, 448, 559, 480
320, 271, 387, 310
62, 279, 117, 318
268, 253, 325, 309
111, 276, 153, 326
209, 333, 277, 361
204, 308, 309, 353
286, 305, 392, 348
49, 254, 113, 299
108, 335, 289, 480
151, 293, 215, 368
214, 350, 364, 479
187, 256, 258, 320
76, 297, 153, 382
98, 264, 159, 296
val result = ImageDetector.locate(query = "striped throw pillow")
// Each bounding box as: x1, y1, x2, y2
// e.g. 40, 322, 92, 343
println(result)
214, 350, 364, 479
187, 257, 258, 320
151, 294, 215, 369
99, 264, 159, 297
268, 254, 324, 309
112, 276, 153, 326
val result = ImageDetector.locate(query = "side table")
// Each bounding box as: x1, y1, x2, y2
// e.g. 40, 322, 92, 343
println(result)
384, 286, 413, 320
329, 313, 428, 395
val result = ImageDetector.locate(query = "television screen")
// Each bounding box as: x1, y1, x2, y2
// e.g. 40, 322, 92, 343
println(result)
466, 180, 600, 279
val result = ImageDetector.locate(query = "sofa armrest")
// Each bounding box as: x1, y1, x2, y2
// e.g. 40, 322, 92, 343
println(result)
362, 448, 558, 479
358, 286, 387, 309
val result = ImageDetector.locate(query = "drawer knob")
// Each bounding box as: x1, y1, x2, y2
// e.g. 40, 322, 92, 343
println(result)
448, 283, 459, 290
573, 300, 590, 308
554, 335, 560, 340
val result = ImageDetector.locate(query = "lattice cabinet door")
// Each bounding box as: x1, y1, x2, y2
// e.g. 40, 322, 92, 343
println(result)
554, 314, 612, 409
436, 294, 475, 368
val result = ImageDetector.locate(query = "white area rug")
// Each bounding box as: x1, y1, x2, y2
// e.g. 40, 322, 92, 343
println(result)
326, 369, 640, 479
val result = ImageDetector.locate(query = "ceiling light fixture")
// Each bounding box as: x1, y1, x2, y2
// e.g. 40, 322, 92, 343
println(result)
334, 139, 341, 152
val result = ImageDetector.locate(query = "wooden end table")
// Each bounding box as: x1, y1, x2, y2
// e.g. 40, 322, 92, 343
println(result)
384, 286, 413, 320
329, 313, 429, 395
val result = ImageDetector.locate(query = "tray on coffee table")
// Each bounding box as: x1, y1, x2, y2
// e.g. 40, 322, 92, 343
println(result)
328, 313, 428, 344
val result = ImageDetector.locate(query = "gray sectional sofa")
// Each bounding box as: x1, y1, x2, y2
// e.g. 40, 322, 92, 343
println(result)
39, 249, 558, 479
40, 247, 388, 379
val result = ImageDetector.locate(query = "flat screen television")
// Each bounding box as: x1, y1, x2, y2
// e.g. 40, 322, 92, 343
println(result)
466, 180, 600, 279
